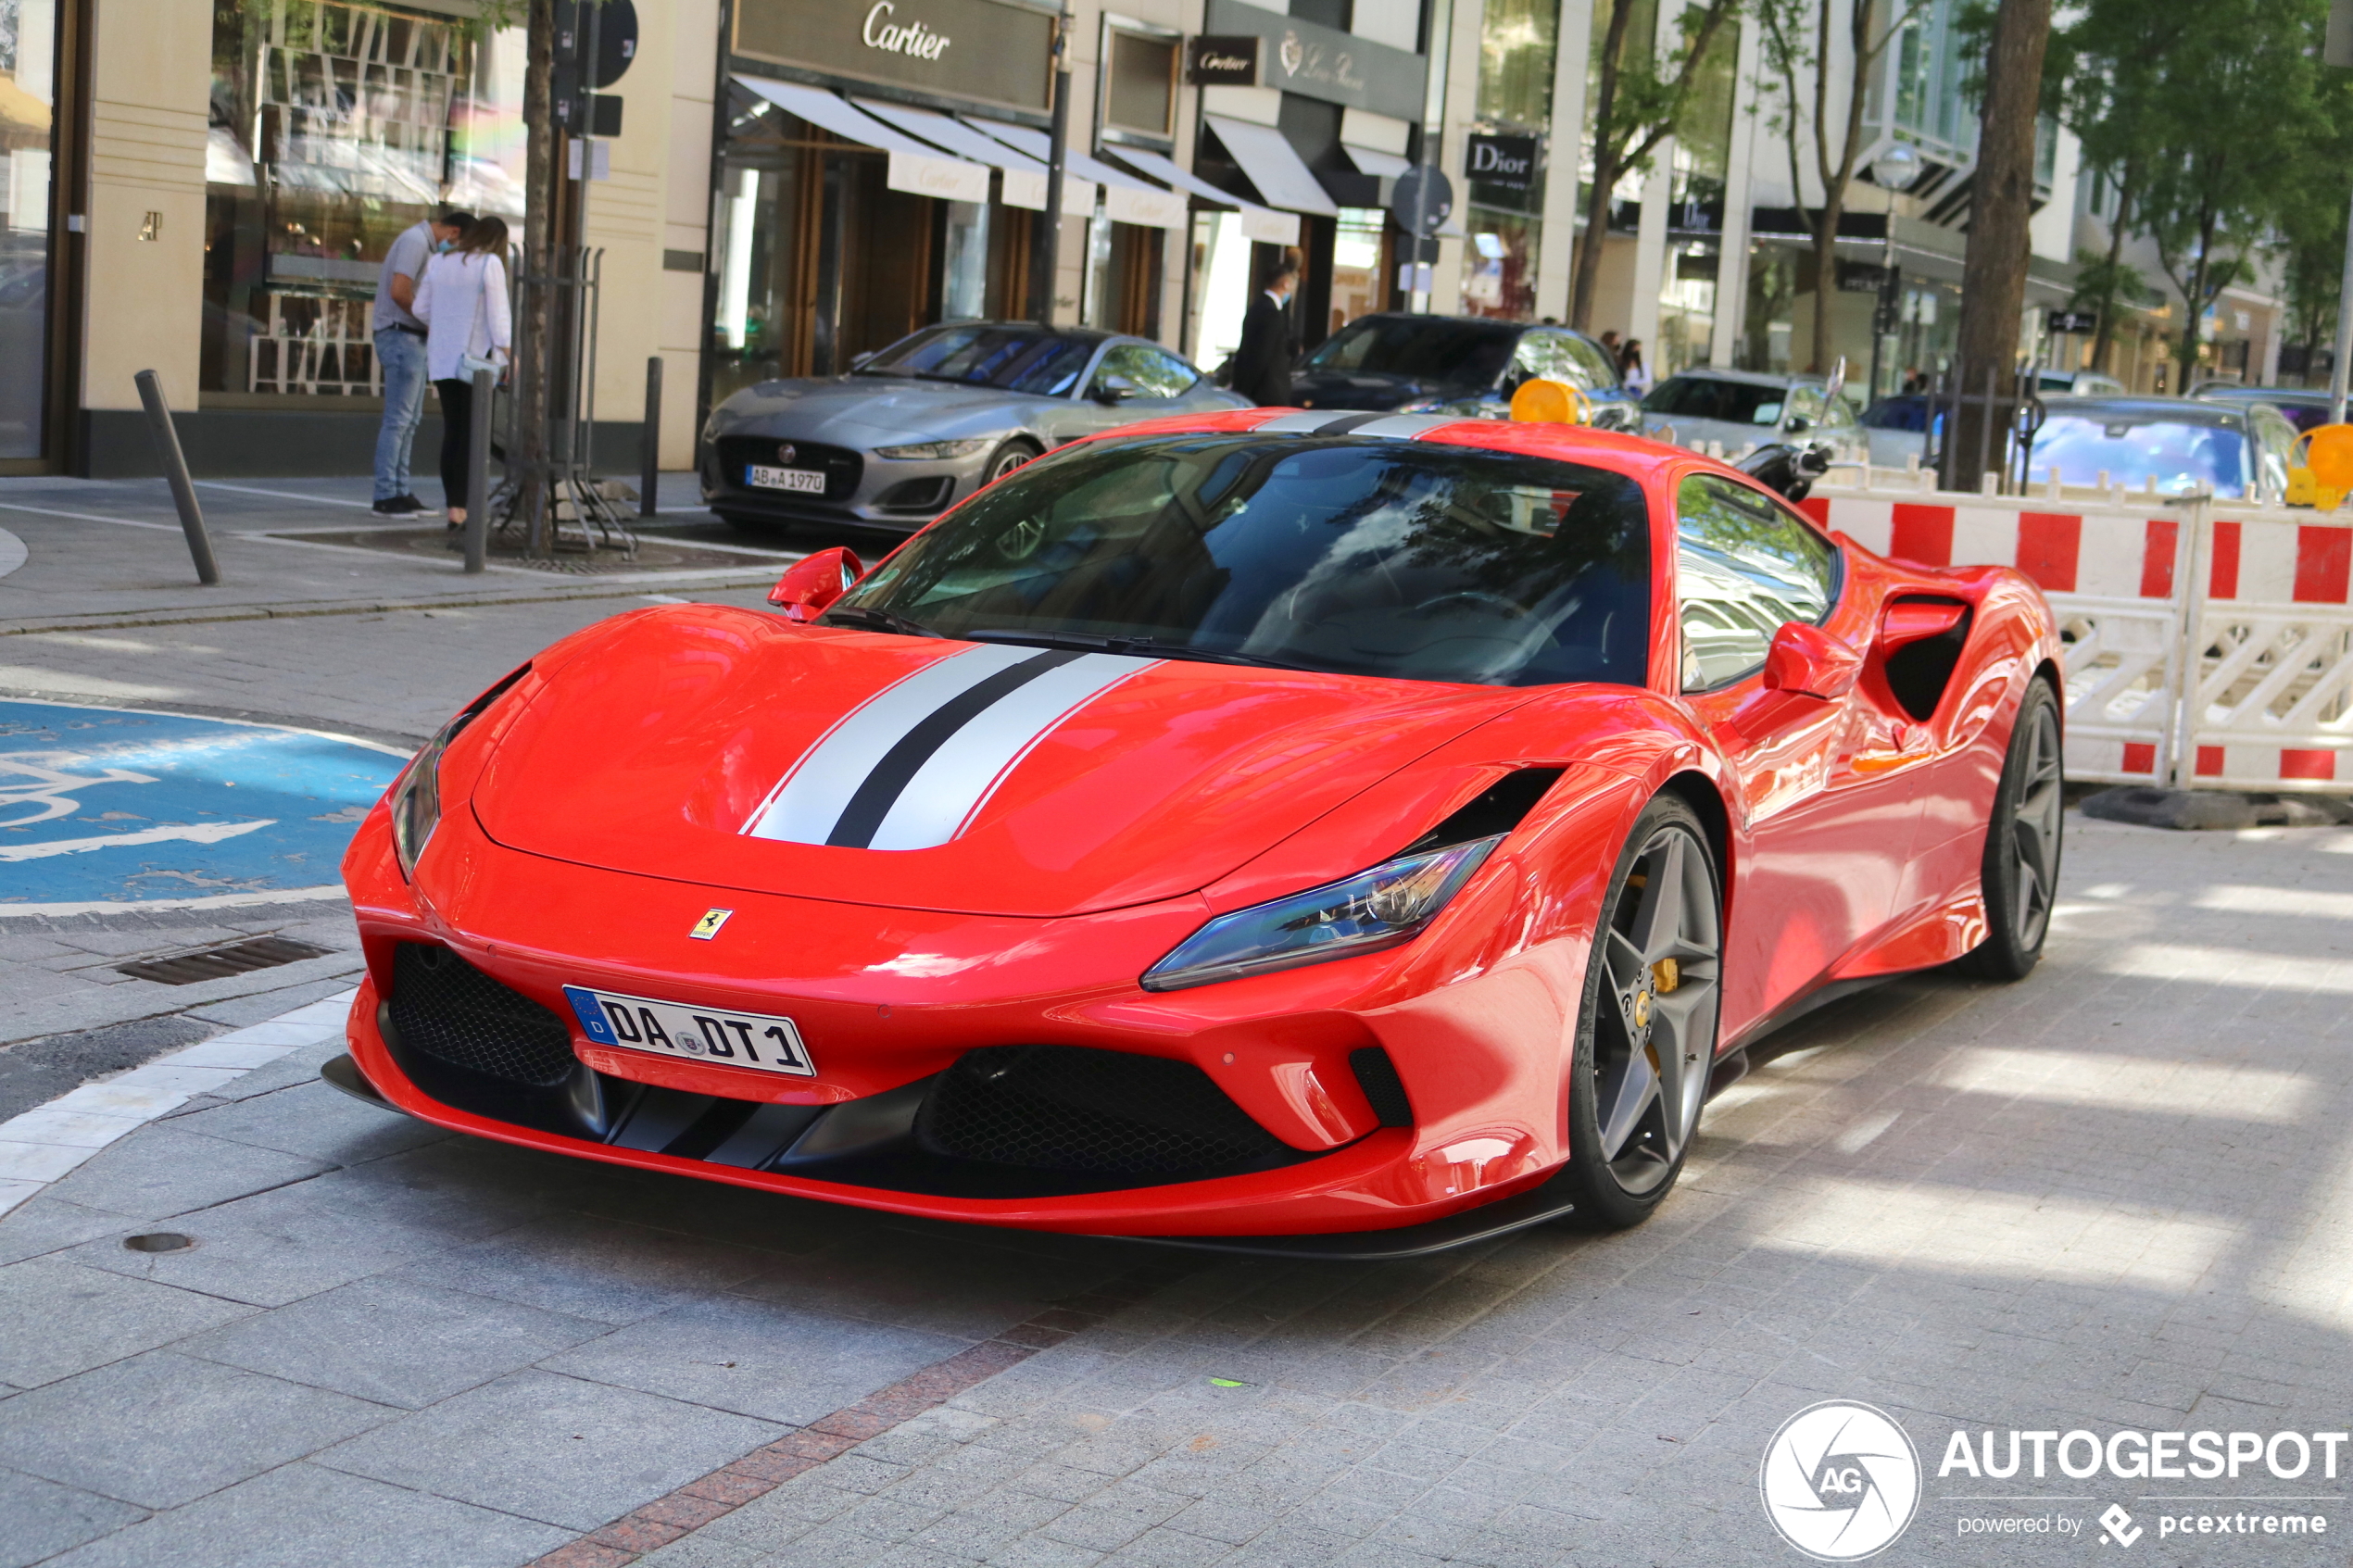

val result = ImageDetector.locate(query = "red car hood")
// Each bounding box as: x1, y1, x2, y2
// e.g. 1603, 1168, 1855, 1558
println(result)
471, 608, 1533, 918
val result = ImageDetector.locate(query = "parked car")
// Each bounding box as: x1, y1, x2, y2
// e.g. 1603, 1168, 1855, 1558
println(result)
2035, 369, 2127, 396
1639, 369, 1866, 463
2191, 383, 2336, 434
336, 405, 2061, 1253
699, 323, 1247, 533
1859, 394, 1941, 468
1288, 312, 1641, 429
2024, 395, 2301, 501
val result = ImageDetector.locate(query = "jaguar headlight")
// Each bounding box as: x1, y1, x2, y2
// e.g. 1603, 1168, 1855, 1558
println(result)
875, 438, 991, 459
1140, 834, 1504, 992
388, 665, 531, 881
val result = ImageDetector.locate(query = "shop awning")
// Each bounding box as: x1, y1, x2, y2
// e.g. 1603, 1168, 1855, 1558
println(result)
1098, 144, 1298, 245
1203, 115, 1340, 218
1341, 143, 1413, 180
854, 98, 1094, 216
734, 77, 990, 205
960, 118, 1189, 230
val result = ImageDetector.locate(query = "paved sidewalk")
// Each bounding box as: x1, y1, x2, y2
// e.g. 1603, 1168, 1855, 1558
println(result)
0, 473, 800, 640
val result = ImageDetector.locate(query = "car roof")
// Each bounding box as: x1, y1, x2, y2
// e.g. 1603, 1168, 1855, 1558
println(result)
2194, 383, 2327, 403
1342, 311, 1577, 338
2041, 395, 2246, 425
1657, 367, 1821, 388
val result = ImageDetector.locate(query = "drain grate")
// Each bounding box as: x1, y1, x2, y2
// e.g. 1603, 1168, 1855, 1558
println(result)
118, 936, 333, 986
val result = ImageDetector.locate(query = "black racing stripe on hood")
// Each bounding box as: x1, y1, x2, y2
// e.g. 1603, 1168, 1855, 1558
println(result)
824, 649, 1087, 848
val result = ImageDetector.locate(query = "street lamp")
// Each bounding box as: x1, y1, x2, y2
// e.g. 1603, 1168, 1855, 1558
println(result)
1868, 143, 1922, 403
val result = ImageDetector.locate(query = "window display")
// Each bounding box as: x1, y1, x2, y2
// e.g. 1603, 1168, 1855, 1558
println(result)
0, 0, 58, 458
203, 0, 525, 399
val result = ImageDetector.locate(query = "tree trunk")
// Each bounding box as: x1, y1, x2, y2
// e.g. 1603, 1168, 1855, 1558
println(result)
1569, 0, 1637, 332
1950, 0, 2051, 491
2089, 170, 2132, 375
1808, 193, 1843, 375
510, 0, 557, 545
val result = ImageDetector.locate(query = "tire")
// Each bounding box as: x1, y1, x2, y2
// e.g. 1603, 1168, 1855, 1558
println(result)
982, 439, 1041, 487
1560, 795, 1724, 1231
1959, 677, 2064, 981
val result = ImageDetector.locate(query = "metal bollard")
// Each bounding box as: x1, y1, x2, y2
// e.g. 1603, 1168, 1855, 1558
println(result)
132, 370, 220, 585
640, 356, 662, 518
463, 367, 493, 574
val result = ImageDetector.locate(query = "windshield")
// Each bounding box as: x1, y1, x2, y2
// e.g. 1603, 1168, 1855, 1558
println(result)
2027, 413, 2251, 497
830, 434, 1653, 688
855, 325, 1096, 396
1301, 318, 1519, 385
1643, 376, 1794, 424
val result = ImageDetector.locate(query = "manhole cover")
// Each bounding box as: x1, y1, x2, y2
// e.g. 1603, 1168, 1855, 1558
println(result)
123, 1233, 195, 1253
119, 935, 331, 985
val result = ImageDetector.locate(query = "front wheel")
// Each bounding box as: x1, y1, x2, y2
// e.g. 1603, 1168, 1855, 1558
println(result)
1960, 678, 2063, 980
1560, 796, 1724, 1230
982, 439, 1041, 487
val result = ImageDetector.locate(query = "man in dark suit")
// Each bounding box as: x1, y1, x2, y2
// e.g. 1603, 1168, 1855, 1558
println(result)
1229, 255, 1301, 408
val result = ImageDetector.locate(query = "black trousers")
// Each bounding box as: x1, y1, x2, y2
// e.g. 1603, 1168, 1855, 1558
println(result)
434, 378, 473, 510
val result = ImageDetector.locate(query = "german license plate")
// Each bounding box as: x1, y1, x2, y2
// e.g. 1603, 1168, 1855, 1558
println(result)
747, 464, 825, 494
561, 985, 815, 1077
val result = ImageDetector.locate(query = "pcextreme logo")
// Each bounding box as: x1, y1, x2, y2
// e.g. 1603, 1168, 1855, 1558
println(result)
1760, 1401, 1923, 1561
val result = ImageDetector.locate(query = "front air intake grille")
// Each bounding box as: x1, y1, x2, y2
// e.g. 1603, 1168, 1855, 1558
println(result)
1349, 1047, 1415, 1127
916, 1046, 1291, 1180
387, 942, 578, 1087
712, 435, 862, 500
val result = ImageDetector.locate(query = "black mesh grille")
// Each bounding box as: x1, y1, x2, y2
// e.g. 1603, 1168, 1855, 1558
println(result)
387, 943, 578, 1087
916, 1046, 1290, 1179
712, 436, 862, 500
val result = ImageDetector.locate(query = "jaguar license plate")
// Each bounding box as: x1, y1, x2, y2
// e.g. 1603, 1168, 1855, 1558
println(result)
747, 464, 825, 494
561, 985, 815, 1077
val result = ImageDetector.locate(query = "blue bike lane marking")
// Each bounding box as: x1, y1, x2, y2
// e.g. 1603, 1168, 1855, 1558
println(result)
1, 700, 408, 912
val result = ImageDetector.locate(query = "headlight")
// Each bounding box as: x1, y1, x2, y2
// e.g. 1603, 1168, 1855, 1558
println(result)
874, 437, 991, 459
388, 665, 531, 881
1140, 835, 1504, 992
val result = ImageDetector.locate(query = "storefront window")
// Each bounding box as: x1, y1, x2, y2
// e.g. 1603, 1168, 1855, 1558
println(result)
1467, 0, 1555, 320
0, 0, 58, 458
1464, 215, 1536, 321
1327, 208, 1386, 337
1188, 209, 1253, 373
1103, 28, 1176, 140
203, 0, 526, 400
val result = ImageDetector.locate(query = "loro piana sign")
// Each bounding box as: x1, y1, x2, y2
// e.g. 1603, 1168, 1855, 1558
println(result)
735, 0, 1054, 111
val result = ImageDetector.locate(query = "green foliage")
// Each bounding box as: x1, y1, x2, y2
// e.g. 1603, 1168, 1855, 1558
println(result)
2056, 0, 2338, 379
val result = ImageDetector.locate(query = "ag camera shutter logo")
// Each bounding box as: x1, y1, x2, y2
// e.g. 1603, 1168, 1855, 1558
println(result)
1760, 1401, 1921, 1560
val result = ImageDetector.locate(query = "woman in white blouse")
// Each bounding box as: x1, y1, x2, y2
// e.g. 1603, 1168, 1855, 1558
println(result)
410, 215, 511, 529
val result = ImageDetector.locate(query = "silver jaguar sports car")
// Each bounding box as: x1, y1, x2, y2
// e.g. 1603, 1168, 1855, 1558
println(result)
699, 322, 1248, 533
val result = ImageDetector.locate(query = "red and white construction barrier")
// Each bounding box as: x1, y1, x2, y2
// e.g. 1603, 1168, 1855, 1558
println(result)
1800, 480, 2353, 793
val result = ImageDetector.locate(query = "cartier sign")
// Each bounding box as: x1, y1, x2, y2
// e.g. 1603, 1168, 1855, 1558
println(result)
736, 0, 1051, 111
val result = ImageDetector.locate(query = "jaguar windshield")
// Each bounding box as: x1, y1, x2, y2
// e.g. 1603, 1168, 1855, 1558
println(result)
853, 325, 1096, 397
826, 434, 1652, 687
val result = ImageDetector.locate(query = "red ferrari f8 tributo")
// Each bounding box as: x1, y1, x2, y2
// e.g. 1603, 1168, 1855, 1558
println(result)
333, 409, 2061, 1257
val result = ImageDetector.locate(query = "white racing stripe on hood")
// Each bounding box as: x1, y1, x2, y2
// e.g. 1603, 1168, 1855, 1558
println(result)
866, 653, 1158, 851
741, 643, 1037, 844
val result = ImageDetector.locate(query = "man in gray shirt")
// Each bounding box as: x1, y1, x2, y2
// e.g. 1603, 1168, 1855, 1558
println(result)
371, 209, 471, 516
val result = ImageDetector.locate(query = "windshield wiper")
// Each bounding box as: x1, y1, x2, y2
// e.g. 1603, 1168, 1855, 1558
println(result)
963, 628, 1301, 670
821, 605, 943, 638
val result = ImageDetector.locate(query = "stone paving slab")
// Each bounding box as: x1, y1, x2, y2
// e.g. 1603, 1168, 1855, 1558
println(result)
593, 817, 2353, 1568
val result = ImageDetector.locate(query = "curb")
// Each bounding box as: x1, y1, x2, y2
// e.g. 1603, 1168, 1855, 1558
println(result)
0, 988, 355, 1218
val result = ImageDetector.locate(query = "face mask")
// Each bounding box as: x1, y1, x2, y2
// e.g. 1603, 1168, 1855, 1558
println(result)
434, 239, 456, 253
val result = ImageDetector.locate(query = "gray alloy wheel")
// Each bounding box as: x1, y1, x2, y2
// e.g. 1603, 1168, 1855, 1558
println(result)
1962, 679, 2064, 980
1561, 796, 1724, 1229
984, 440, 1041, 486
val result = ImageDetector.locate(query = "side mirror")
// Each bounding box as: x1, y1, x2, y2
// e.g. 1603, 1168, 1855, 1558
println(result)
849, 351, 877, 371
768, 546, 865, 622
1783, 415, 1811, 434
1090, 376, 1139, 406
1762, 621, 1864, 700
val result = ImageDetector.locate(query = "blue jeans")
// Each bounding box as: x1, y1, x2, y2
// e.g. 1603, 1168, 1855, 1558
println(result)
372, 326, 430, 502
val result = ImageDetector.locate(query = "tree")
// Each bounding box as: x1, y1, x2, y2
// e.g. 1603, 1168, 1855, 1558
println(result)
1751, 0, 1923, 375
1948, 0, 2050, 490
2067, 242, 2145, 376
1570, 0, 1744, 333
